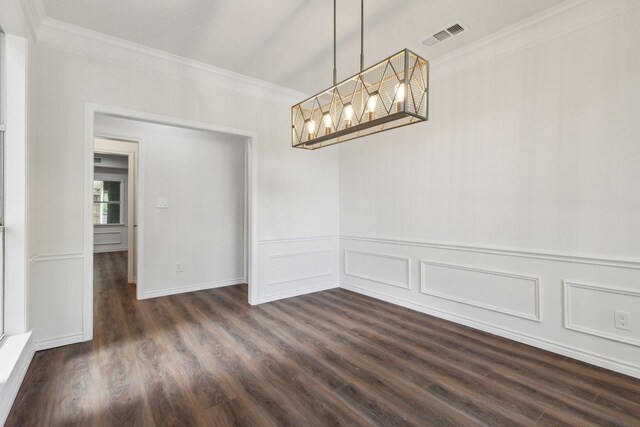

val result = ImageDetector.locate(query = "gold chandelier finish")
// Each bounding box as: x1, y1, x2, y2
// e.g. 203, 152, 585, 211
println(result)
291, 0, 429, 150
291, 49, 429, 150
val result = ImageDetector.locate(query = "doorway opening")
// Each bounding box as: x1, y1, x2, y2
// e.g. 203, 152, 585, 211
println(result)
84, 105, 257, 341
93, 141, 138, 283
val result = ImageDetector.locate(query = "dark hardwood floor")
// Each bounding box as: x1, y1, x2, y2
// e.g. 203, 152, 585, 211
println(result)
7, 251, 640, 426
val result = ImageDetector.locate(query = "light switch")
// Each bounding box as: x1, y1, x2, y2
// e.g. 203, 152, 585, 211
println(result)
157, 197, 169, 209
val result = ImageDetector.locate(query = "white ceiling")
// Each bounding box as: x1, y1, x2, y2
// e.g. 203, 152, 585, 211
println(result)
42, 0, 565, 93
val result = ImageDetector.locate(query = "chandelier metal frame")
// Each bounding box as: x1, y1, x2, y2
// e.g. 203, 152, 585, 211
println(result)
291, 0, 430, 150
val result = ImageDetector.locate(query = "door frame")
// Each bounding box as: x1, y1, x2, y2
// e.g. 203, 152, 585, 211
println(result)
83, 103, 259, 341
93, 137, 139, 284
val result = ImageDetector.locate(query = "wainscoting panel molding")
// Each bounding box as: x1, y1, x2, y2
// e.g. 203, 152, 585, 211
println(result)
267, 250, 333, 286
420, 260, 541, 322
344, 249, 411, 289
258, 235, 339, 303
564, 281, 640, 347
94, 230, 122, 246
339, 235, 640, 379
29, 254, 86, 350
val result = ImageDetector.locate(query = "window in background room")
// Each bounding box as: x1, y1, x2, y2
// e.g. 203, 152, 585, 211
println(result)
93, 180, 123, 225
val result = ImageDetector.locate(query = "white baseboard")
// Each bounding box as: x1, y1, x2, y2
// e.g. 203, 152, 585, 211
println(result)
0, 332, 35, 426
257, 282, 339, 304
34, 332, 84, 351
141, 277, 246, 300
340, 282, 640, 380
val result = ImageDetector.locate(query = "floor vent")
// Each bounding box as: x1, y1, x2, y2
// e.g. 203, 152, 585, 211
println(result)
421, 23, 467, 47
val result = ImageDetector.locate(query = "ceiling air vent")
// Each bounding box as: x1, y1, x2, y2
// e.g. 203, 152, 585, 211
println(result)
421, 23, 467, 47
447, 23, 465, 35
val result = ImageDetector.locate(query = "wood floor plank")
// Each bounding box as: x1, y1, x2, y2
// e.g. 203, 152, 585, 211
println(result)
316, 290, 600, 402
6, 251, 640, 426
259, 299, 482, 426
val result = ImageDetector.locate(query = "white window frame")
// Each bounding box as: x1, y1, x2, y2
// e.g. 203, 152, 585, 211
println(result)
93, 178, 125, 226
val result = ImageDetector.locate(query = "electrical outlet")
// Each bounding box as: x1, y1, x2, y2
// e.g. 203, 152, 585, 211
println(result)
614, 310, 630, 331
176, 261, 183, 273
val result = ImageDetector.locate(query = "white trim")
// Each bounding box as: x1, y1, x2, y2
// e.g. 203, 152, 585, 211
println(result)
340, 282, 640, 380
344, 249, 411, 290
15, 0, 40, 40
258, 235, 340, 245
430, 0, 640, 81
0, 332, 34, 426
32, 17, 307, 105
29, 252, 84, 264
419, 260, 541, 322
564, 281, 640, 347
141, 277, 246, 300
341, 235, 640, 270
34, 332, 84, 351
17, 0, 640, 105
257, 282, 339, 304
84, 103, 259, 344
267, 249, 333, 286
93, 230, 122, 246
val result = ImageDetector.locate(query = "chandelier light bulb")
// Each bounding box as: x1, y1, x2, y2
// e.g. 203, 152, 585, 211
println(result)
395, 83, 405, 112
307, 119, 316, 139
343, 104, 354, 128
323, 113, 333, 134
367, 94, 378, 121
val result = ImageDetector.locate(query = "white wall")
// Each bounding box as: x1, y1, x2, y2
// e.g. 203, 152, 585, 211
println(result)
0, 9, 35, 423
339, 6, 640, 377
28, 39, 340, 348
95, 114, 247, 297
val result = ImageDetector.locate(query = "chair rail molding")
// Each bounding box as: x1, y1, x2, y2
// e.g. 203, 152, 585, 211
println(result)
29, 251, 85, 265
341, 235, 640, 270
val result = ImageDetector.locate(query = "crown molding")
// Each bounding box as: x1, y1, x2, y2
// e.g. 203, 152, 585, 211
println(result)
17, 0, 639, 103
27, 14, 308, 105
17, 0, 44, 41
430, 0, 640, 81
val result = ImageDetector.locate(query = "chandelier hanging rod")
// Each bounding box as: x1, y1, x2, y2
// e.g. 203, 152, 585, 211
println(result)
291, 0, 429, 150
360, 0, 364, 72
333, 0, 365, 85
333, 0, 337, 85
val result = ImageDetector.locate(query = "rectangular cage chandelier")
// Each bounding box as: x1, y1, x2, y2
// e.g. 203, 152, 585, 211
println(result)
291, 1, 429, 150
